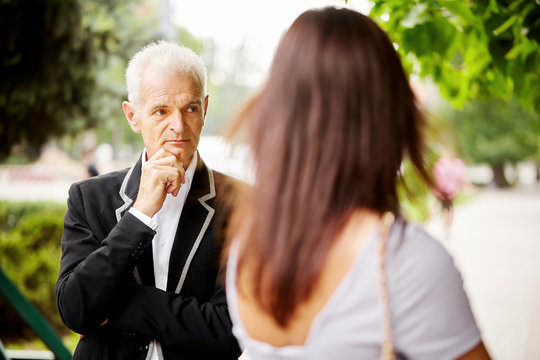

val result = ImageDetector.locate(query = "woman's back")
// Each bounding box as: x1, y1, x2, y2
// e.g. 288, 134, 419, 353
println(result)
232, 211, 380, 347
227, 217, 481, 360
225, 6, 489, 360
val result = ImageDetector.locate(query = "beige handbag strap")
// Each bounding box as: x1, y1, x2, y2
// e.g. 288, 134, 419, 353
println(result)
378, 212, 396, 360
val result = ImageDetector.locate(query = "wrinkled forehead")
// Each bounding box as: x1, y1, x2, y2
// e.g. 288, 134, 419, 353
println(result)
139, 66, 205, 100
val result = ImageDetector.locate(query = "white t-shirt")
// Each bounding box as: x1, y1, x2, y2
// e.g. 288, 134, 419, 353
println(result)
226, 219, 481, 360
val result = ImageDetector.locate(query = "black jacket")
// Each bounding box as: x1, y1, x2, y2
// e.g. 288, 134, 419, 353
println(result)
56, 154, 241, 359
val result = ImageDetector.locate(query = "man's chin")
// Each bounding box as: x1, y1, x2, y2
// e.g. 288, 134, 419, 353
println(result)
163, 146, 192, 164
162, 145, 182, 156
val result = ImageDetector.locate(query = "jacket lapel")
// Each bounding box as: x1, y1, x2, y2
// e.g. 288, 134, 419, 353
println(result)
112, 153, 217, 292
167, 156, 216, 294
114, 157, 141, 221
113, 156, 155, 286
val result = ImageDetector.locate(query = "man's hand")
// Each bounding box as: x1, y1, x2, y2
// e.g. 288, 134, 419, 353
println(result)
133, 148, 185, 217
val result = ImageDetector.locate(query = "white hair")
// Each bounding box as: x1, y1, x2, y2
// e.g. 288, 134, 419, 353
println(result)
125, 40, 207, 106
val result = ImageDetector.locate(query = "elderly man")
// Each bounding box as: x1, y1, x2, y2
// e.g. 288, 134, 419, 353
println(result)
56, 41, 241, 360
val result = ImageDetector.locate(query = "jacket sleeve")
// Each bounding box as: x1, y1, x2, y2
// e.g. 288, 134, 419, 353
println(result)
106, 268, 241, 358
55, 182, 156, 334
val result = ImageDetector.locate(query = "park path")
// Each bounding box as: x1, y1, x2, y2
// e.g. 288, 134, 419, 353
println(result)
425, 185, 540, 360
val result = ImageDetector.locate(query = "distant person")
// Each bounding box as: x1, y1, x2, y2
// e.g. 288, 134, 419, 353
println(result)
82, 147, 99, 177
56, 41, 241, 359
225, 7, 490, 360
86, 163, 99, 177
536, 164, 540, 187
433, 153, 468, 230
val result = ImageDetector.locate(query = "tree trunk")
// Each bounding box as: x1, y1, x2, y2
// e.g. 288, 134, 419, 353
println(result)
491, 164, 509, 188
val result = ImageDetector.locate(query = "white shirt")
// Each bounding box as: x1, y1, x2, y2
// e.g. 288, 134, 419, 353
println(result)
128, 150, 198, 360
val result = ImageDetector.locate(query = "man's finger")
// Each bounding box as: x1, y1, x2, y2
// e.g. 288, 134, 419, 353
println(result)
152, 155, 180, 167
163, 169, 185, 196
149, 148, 174, 161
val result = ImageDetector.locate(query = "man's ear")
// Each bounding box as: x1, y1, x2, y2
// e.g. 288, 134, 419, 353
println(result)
123, 101, 140, 133
203, 95, 209, 120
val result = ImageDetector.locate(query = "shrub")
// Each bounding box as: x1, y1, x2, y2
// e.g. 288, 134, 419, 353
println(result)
0, 201, 68, 342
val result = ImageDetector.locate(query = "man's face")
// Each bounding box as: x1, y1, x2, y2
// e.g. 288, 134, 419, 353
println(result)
124, 67, 208, 168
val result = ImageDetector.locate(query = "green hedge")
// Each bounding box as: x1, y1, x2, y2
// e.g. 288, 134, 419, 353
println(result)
0, 201, 68, 342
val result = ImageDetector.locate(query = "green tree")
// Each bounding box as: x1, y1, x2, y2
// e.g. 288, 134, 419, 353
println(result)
0, 0, 127, 160
0, 0, 219, 162
1, 0, 89, 159
76, 0, 163, 158
363, 0, 540, 190
446, 98, 539, 187
368, 0, 540, 113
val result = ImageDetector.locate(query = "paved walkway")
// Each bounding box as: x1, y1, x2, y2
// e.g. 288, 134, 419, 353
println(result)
425, 185, 540, 360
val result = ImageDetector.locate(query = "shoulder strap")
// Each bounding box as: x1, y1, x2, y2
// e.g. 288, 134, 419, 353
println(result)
378, 212, 396, 360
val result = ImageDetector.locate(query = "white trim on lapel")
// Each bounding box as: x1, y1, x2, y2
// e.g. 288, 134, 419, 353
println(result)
174, 166, 216, 294
144, 342, 164, 360
115, 165, 135, 222
114, 165, 142, 285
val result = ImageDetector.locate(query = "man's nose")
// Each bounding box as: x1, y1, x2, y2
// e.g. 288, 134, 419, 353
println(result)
169, 111, 184, 132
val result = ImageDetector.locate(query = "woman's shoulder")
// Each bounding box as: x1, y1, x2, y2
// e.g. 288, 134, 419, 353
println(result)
389, 219, 454, 269
386, 219, 467, 303
387, 220, 481, 359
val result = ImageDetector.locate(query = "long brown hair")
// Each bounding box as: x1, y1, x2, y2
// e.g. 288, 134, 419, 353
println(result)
228, 7, 431, 327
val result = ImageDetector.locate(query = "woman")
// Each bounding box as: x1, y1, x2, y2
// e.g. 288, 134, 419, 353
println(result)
225, 7, 490, 360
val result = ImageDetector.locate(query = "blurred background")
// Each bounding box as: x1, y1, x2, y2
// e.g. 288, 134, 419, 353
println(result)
0, 0, 539, 359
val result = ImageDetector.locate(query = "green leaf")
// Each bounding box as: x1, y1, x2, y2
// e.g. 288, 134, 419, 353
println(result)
490, 70, 512, 99
508, 0, 527, 12
369, 1, 385, 17
488, 0, 501, 14
462, 35, 492, 76
505, 37, 538, 60
493, 16, 517, 36
401, 3, 428, 28
402, 17, 458, 57
440, 0, 476, 23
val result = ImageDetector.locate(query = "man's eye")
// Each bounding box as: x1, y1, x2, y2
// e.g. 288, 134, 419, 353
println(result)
186, 106, 198, 113
154, 110, 166, 116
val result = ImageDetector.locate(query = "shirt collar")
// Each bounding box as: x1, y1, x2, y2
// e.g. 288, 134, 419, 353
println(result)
184, 151, 197, 186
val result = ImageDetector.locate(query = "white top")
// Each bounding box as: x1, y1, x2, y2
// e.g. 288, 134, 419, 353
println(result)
226, 220, 481, 360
